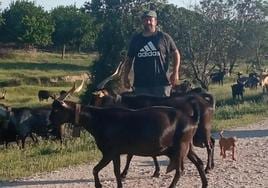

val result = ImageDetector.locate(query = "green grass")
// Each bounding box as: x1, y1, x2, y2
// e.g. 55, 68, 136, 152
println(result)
0, 132, 101, 181
209, 82, 268, 131
0, 50, 101, 181
0, 50, 268, 181
0, 50, 93, 107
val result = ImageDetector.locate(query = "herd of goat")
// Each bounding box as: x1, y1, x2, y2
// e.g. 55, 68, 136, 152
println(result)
0, 70, 268, 188
210, 71, 268, 100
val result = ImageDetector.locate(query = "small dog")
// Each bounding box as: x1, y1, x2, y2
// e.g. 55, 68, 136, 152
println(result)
219, 130, 237, 160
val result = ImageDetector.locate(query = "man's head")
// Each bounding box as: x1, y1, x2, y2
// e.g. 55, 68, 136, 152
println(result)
141, 10, 157, 33
142, 10, 157, 19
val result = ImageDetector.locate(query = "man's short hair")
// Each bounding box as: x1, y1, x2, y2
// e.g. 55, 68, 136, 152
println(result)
141, 10, 157, 19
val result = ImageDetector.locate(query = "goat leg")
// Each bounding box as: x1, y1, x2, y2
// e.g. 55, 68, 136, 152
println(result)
232, 146, 236, 161
113, 155, 122, 188
210, 137, 215, 169
205, 137, 215, 173
168, 169, 181, 188
121, 154, 133, 178
187, 146, 208, 188
152, 156, 160, 177
93, 156, 112, 188
223, 149, 226, 158
30, 133, 38, 145
121, 155, 160, 178
21, 137, 26, 149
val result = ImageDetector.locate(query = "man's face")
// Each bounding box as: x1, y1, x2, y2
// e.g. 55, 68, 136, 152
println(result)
142, 16, 157, 32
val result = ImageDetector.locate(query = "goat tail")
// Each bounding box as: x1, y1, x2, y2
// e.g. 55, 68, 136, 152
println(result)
219, 130, 224, 138
187, 96, 200, 125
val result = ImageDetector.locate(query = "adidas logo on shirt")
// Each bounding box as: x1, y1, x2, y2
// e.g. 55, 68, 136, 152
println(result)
138, 41, 160, 57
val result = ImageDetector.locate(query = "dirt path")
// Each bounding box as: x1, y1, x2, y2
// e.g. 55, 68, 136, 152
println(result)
1, 119, 268, 188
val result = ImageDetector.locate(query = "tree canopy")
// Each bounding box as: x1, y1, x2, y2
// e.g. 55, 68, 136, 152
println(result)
0, 0, 54, 47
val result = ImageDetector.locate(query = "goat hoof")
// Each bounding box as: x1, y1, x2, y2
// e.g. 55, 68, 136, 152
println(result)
205, 167, 211, 174
120, 173, 127, 179
211, 164, 215, 169
152, 171, 160, 178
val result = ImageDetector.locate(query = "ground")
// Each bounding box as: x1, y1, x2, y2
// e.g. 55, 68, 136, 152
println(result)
1, 119, 268, 188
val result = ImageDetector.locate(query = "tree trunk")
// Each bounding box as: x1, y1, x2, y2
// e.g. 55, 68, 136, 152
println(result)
61, 44, 66, 59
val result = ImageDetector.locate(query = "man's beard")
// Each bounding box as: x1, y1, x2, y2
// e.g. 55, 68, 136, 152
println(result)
144, 25, 155, 32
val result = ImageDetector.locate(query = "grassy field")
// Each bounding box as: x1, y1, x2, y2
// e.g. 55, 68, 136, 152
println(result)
0, 50, 94, 107
0, 50, 267, 181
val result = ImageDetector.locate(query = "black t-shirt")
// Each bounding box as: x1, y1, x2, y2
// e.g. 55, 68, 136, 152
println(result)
127, 31, 177, 87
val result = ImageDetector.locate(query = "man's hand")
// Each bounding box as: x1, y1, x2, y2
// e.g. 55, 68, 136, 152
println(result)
170, 72, 179, 87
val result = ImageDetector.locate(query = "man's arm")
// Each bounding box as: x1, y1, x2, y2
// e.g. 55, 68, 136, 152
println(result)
170, 49, 180, 86
123, 56, 134, 89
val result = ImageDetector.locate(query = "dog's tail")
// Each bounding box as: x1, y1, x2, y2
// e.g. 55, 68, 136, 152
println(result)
219, 130, 224, 138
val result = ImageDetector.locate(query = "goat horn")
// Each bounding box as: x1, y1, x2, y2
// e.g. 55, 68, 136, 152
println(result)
97, 61, 125, 89
74, 79, 84, 93
56, 79, 84, 101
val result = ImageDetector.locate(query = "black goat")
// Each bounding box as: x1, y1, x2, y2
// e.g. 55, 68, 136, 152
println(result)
261, 74, 268, 93
91, 88, 216, 175
0, 105, 51, 148
231, 83, 244, 100
245, 77, 259, 89
49, 99, 208, 188
210, 71, 225, 85
38, 90, 54, 102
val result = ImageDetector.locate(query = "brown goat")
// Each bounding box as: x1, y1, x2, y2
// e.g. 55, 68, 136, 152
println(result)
219, 130, 237, 161
90, 89, 215, 175
48, 80, 85, 143
49, 98, 208, 188
261, 73, 268, 93
0, 89, 7, 100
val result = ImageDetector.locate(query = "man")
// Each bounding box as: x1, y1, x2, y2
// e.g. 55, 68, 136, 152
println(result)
123, 10, 181, 97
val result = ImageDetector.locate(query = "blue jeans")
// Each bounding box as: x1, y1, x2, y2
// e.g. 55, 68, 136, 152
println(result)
134, 85, 171, 97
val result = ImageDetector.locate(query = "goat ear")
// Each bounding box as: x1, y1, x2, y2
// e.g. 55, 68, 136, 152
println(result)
92, 91, 98, 95
50, 94, 57, 100
60, 100, 71, 109
57, 83, 76, 101
92, 89, 108, 98
57, 79, 85, 101
94, 91, 104, 97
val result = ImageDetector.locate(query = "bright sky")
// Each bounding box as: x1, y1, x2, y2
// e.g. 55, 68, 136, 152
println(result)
0, 0, 201, 11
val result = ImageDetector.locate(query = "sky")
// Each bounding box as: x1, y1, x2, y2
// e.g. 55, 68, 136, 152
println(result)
0, 0, 201, 11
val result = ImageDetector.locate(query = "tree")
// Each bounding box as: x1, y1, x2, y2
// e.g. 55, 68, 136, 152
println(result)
0, 0, 54, 48
234, 0, 268, 71
0, 2, 4, 26
50, 5, 95, 58
175, 0, 268, 89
